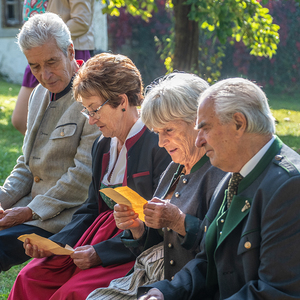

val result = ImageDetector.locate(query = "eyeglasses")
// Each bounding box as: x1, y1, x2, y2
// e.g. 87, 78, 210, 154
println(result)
81, 99, 110, 119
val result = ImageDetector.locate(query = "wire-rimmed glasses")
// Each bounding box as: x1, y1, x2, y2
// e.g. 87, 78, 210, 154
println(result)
81, 99, 110, 119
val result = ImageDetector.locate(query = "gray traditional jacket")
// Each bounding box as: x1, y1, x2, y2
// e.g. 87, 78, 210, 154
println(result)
123, 156, 226, 280
0, 83, 100, 233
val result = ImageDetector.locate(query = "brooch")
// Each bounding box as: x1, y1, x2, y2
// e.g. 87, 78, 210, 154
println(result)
241, 200, 251, 212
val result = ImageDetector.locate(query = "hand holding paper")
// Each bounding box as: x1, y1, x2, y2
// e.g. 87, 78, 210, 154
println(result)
18, 233, 74, 256
100, 186, 148, 222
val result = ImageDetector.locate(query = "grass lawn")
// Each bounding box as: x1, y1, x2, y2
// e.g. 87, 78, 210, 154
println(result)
0, 79, 299, 299
0, 80, 26, 299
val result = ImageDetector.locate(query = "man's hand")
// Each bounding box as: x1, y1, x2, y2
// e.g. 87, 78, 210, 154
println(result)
114, 204, 145, 239
0, 207, 33, 230
70, 245, 102, 270
24, 238, 54, 258
143, 198, 186, 235
138, 288, 164, 300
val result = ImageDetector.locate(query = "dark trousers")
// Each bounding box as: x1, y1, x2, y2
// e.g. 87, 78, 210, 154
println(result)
0, 224, 52, 272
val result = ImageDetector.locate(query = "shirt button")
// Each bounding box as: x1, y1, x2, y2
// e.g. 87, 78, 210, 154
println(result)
182, 178, 188, 184
168, 243, 173, 248
170, 260, 175, 265
175, 192, 180, 198
166, 227, 171, 232
60, 131, 65, 136
244, 241, 251, 249
34, 176, 40, 183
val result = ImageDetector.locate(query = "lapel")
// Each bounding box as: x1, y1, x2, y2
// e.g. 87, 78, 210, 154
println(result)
214, 136, 283, 250
205, 136, 283, 292
217, 194, 252, 247
123, 126, 147, 186
24, 87, 50, 162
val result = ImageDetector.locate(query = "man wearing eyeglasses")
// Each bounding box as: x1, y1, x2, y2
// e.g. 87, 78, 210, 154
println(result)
0, 12, 100, 272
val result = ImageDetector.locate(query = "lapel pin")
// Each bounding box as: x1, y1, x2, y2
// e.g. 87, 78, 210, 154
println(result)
241, 200, 251, 212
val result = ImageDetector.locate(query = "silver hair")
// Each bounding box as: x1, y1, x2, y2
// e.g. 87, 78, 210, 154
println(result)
141, 73, 209, 129
199, 77, 275, 134
17, 12, 72, 56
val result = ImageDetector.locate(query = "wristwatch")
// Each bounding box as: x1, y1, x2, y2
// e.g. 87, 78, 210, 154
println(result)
31, 210, 40, 220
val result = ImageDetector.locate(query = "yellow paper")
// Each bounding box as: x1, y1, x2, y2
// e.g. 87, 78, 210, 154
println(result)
100, 186, 148, 222
18, 233, 74, 255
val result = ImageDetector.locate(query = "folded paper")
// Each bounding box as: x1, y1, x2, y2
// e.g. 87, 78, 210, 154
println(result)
18, 233, 74, 255
100, 186, 148, 222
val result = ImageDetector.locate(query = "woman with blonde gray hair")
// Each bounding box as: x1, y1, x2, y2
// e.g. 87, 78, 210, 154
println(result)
9, 53, 171, 300
86, 72, 226, 300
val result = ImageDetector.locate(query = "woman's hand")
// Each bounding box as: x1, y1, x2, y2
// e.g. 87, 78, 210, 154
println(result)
144, 198, 186, 235
71, 245, 102, 270
23, 238, 53, 258
114, 204, 145, 239
138, 288, 164, 300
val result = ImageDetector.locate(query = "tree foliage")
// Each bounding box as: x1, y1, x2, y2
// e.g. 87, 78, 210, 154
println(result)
223, 0, 300, 92
187, 0, 280, 58
101, 0, 299, 77
101, 0, 156, 21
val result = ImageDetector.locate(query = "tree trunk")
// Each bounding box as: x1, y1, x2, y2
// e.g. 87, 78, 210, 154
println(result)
173, 0, 199, 72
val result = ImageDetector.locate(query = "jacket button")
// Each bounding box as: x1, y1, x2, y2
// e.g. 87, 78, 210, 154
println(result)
175, 192, 180, 198
168, 243, 173, 248
60, 131, 65, 136
220, 231, 222, 235
171, 276, 174, 280
182, 178, 188, 184
220, 219, 224, 223
170, 260, 175, 265
34, 176, 40, 183
244, 241, 251, 249
275, 155, 283, 161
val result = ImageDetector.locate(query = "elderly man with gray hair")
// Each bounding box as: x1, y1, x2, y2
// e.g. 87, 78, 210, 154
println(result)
0, 12, 99, 272
138, 77, 300, 300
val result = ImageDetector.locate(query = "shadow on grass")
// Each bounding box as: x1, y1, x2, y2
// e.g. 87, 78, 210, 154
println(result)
0, 261, 30, 299
277, 135, 300, 153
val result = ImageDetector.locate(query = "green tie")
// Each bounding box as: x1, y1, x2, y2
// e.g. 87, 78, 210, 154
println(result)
227, 173, 243, 209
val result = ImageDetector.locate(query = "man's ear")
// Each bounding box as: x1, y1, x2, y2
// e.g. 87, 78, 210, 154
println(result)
233, 112, 247, 133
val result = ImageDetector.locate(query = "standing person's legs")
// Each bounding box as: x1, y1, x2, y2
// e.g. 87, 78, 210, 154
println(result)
12, 64, 39, 135
11, 86, 34, 135
75, 50, 92, 61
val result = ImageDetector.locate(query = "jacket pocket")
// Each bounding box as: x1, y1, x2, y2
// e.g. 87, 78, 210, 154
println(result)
49, 123, 77, 140
237, 229, 260, 255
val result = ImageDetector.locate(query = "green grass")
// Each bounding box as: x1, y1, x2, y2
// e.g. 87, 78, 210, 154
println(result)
0, 79, 299, 299
0, 80, 26, 299
268, 89, 300, 153
0, 80, 24, 186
